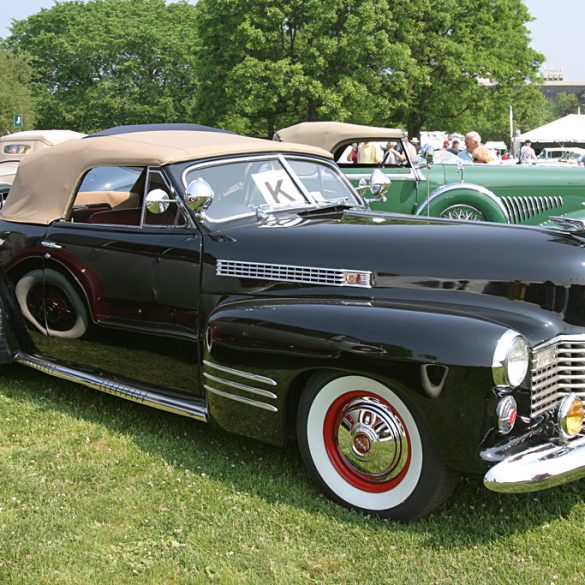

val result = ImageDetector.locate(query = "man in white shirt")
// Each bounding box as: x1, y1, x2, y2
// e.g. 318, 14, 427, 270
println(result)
458, 131, 481, 163
519, 140, 537, 164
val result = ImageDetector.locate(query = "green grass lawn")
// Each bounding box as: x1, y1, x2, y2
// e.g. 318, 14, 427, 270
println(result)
1, 364, 585, 584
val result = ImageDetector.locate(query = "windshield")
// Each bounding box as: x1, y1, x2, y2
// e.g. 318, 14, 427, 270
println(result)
183, 156, 359, 223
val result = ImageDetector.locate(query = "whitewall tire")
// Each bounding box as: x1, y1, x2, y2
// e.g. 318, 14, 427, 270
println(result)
297, 373, 455, 521
15, 268, 89, 339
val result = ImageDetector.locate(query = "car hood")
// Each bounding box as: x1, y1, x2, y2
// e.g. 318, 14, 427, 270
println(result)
204, 210, 585, 341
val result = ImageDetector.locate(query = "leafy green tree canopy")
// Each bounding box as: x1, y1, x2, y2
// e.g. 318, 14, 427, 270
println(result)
388, 0, 546, 138
194, 0, 413, 137
195, 0, 546, 141
7, 0, 199, 132
553, 92, 583, 118
0, 50, 36, 134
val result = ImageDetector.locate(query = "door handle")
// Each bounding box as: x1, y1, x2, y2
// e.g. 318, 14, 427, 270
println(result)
41, 240, 63, 249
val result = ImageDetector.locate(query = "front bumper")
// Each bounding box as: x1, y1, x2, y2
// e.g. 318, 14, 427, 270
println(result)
484, 435, 585, 493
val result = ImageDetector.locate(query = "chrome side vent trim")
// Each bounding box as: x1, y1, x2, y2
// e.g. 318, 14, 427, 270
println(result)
217, 259, 372, 288
15, 352, 208, 422
205, 385, 278, 412
203, 360, 279, 412
203, 360, 277, 386
203, 372, 277, 399
501, 195, 563, 224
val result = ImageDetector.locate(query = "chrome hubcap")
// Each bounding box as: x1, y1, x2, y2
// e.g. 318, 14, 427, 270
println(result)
336, 397, 409, 483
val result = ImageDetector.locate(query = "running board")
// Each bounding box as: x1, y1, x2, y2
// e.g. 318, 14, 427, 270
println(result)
15, 352, 208, 422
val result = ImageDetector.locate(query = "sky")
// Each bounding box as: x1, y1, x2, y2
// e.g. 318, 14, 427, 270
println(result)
0, 0, 583, 81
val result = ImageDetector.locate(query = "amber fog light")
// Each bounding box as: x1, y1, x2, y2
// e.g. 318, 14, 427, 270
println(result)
496, 396, 517, 435
558, 394, 584, 438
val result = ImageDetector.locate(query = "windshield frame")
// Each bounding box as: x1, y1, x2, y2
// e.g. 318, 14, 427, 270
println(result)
178, 153, 364, 225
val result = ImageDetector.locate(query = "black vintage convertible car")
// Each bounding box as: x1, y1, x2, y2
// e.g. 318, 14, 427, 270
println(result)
0, 127, 584, 521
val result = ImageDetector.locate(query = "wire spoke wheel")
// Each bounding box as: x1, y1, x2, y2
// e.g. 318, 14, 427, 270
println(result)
440, 204, 486, 221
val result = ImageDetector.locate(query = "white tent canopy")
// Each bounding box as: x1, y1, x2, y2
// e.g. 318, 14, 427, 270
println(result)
518, 114, 585, 144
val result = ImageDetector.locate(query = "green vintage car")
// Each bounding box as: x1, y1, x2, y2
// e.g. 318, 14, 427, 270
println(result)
274, 121, 585, 225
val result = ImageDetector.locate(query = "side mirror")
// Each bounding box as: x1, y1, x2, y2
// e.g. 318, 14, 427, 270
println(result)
356, 170, 391, 203
412, 155, 429, 169
145, 189, 172, 214
368, 169, 391, 203
184, 178, 214, 212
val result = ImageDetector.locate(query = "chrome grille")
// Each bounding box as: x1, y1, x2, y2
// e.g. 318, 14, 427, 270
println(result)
216, 259, 372, 288
501, 195, 563, 224
531, 336, 585, 419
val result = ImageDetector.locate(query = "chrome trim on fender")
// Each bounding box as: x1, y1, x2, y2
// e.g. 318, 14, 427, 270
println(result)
216, 259, 372, 288
202, 360, 277, 386
414, 182, 510, 222
15, 352, 208, 422
204, 384, 278, 412
484, 435, 585, 493
203, 372, 277, 400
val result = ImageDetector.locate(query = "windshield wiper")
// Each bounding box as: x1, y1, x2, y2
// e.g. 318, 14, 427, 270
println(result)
297, 202, 355, 217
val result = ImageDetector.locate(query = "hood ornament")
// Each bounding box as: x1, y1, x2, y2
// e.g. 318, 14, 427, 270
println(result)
549, 216, 585, 236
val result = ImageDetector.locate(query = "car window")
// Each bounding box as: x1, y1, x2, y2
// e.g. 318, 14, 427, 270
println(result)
69, 166, 189, 228
69, 166, 144, 224
78, 166, 143, 193
183, 156, 357, 223
2, 143, 31, 156
335, 140, 407, 167
286, 159, 355, 204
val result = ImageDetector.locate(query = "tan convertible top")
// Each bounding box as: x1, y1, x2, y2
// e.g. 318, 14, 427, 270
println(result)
2, 130, 331, 225
274, 121, 405, 153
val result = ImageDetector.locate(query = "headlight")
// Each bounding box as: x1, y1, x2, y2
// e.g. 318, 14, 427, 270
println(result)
492, 331, 530, 388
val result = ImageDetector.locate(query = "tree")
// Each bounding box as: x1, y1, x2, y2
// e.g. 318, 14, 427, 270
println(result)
7, 0, 199, 132
387, 0, 546, 138
194, 0, 547, 140
0, 49, 36, 134
553, 92, 582, 118
194, 0, 413, 137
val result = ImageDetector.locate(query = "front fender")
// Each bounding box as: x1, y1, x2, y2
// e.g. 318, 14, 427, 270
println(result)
415, 182, 510, 223
203, 296, 518, 469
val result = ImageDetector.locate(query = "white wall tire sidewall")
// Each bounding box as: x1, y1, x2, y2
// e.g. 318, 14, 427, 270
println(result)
15, 269, 88, 339
306, 375, 423, 511
15, 269, 46, 335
